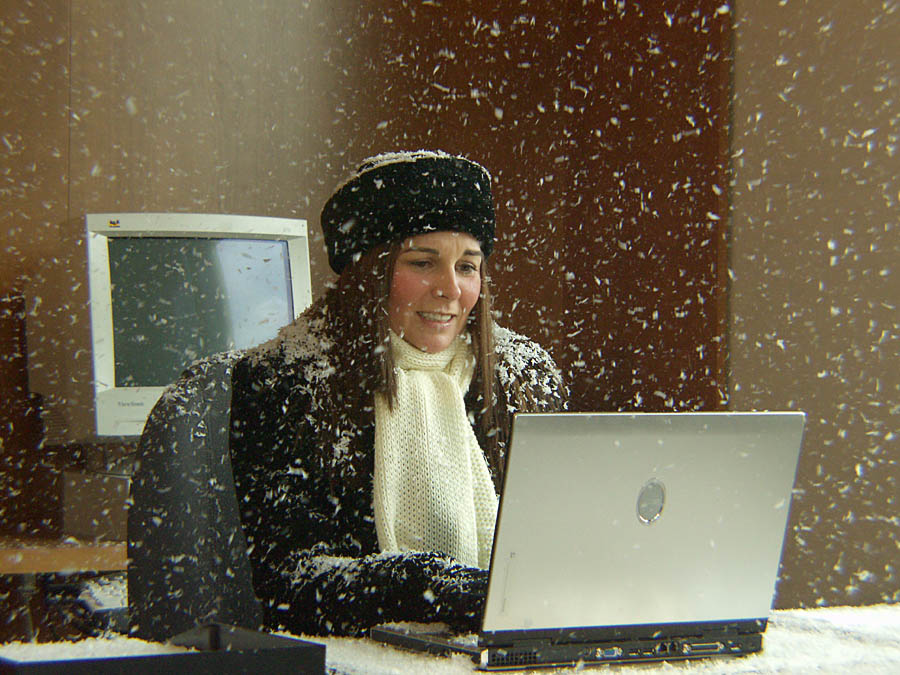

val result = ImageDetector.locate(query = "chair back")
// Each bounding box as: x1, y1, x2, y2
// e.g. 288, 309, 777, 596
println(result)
127, 354, 263, 641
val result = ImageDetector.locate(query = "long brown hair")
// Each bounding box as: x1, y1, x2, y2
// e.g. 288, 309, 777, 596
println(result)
320, 237, 504, 477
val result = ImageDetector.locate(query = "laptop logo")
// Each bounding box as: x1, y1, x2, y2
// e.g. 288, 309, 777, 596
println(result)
637, 479, 666, 524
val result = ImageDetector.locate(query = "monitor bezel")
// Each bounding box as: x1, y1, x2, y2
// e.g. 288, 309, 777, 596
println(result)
86, 212, 311, 438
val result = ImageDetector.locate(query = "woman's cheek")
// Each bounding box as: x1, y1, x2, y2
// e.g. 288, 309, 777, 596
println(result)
461, 277, 482, 314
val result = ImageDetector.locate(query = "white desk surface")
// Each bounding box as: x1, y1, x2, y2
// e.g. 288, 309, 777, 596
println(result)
318, 604, 900, 674
2, 604, 898, 673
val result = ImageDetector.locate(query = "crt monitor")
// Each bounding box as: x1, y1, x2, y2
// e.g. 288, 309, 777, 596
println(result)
86, 213, 311, 438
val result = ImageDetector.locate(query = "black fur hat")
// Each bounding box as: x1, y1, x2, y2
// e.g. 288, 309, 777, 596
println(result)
321, 150, 496, 274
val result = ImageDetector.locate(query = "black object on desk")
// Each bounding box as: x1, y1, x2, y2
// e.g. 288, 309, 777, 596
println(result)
127, 355, 265, 642
0, 622, 326, 674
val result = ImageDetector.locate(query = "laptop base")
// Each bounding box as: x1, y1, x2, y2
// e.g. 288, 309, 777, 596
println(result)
370, 625, 762, 671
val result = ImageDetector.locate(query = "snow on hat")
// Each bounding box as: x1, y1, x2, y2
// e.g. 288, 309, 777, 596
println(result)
321, 150, 496, 274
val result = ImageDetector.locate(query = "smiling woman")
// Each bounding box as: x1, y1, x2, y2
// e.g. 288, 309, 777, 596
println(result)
389, 231, 484, 353
129, 151, 568, 639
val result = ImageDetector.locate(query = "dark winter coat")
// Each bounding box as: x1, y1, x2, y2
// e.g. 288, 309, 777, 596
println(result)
224, 303, 566, 637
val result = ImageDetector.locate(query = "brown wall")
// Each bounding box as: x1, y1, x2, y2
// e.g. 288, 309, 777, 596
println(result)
729, 1, 898, 607
1, 1, 70, 537
0, 293, 61, 537
0, 2, 70, 276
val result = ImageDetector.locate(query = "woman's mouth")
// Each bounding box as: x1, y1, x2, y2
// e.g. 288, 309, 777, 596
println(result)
418, 311, 454, 324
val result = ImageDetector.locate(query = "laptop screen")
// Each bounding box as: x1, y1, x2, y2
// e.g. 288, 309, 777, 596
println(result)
481, 412, 805, 636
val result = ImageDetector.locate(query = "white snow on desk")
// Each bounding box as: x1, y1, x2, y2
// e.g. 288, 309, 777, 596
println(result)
2, 605, 898, 673
318, 605, 900, 674
0, 637, 193, 662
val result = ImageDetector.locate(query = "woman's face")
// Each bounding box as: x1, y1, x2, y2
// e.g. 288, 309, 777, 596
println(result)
388, 230, 483, 353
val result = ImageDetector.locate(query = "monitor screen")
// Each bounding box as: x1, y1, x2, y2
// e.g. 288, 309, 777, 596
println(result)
71, 212, 313, 439
108, 237, 294, 387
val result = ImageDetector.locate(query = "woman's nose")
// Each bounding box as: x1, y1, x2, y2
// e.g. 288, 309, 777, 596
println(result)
433, 269, 462, 300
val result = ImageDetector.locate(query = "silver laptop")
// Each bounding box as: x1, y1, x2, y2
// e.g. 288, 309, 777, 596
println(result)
371, 411, 806, 670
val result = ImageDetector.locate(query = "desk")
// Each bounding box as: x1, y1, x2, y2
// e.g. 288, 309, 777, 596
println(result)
315, 605, 900, 674
1, 605, 898, 672
0, 537, 127, 642
0, 537, 127, 575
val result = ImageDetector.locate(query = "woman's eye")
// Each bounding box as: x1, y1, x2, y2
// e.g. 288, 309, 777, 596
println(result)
458, 262, 479, 274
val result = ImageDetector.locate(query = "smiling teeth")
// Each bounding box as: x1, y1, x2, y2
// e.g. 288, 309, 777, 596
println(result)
420, 312, 453, 322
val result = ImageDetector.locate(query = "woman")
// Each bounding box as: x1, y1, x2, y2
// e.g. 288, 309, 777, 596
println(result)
228, 151, 567, 636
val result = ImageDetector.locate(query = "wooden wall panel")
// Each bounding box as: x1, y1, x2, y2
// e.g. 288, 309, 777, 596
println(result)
0, 292, 61, 538
0, 1, 71, 291
67, 1, 337, 219
0, 0, 70, 536
730, 1, 898, 608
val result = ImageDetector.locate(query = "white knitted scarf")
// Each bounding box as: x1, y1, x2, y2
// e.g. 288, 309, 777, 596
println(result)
372, 331, 498, 568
